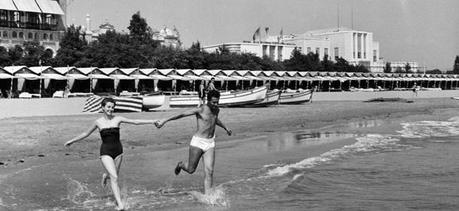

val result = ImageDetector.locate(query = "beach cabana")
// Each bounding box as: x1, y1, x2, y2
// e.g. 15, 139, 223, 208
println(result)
244, 70, 264, 87
177, 69, 205, 91
80, 67, 114, 94
124, 68, 154, 93
5, 66, 42, 97
58, 67, 90, 93
106, 68, 135, 94
0, 67, 13, 98
153, 69, 175, 92
30, 66, 67, 97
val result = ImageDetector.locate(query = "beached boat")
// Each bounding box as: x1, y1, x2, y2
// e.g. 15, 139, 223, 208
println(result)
279, 89, 313, 104
248, 90, 282, 107
142, 95, 167, 109
169, 86, 268, 107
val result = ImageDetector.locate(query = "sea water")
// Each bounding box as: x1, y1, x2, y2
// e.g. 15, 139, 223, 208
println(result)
2, 117, 459, 210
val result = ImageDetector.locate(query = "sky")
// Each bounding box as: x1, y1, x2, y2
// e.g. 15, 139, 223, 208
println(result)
66, 0, 459, 70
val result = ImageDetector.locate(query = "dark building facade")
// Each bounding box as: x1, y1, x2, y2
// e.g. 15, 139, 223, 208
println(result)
0, 0, 65, 56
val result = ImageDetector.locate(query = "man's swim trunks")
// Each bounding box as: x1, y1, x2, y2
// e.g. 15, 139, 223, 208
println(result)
190, 135, 215, 152
99, 127, 123, 159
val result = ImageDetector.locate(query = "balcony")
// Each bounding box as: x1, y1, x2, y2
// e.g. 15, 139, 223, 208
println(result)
0, 20, 58, 31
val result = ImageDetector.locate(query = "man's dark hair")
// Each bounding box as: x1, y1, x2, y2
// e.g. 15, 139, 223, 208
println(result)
207, 90, 220, 101
101, 97, 116, 106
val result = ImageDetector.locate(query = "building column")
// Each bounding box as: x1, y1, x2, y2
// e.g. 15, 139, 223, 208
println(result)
353, 33, 357, 59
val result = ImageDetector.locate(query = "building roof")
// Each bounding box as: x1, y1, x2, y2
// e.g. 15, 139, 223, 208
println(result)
12, 0, 41, 13
0, 0, 17, 10
35, 0, 64, 15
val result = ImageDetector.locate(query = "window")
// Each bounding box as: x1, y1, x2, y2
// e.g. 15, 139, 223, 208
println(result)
324, 48, 329, 56
49, 33, 53, 40
315, 48, 320, 55
43, 33, 48, 40
34, 32, 38, 40
12, 31, 17, 38
2, 31, 7, 38
307, 47, 311, 53
28, 32, 33, 39
18, 32, 23, 39
373, 50, 377, 62
14, 12, 19, 22
334, 47, 339, 59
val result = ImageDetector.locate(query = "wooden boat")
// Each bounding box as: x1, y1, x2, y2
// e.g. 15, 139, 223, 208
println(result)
279, 89, 313, 104
142, 95, 167, 109
169, 86, 268, 107
248, 90, 281, 107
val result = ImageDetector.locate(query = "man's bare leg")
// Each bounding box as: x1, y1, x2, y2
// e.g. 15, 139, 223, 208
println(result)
176, 146, 203, 175
202, 147, 215, 194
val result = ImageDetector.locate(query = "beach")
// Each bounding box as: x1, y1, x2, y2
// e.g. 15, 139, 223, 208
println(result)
1, 97, 459, 210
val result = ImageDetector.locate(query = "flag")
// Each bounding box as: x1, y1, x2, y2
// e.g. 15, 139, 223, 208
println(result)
252, 27, 260, 42
279, 28, 283, 43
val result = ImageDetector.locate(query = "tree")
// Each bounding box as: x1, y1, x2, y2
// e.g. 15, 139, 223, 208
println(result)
283, 48, 321, 72
405, 63, 411, 72
453, 56, 459, 74
426, 69, 442, 74
19, 41, 45, 66
53, 25, 88, 66
384, 62, 392, 73
127, 11, 152, 42
8, 45, 23, 65
0, 46, 10, 66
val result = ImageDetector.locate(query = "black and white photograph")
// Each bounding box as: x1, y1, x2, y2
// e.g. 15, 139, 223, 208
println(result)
0, 0, 458, 210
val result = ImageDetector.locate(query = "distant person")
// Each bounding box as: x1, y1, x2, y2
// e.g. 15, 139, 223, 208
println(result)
155, 90, 232, 195
206, 77, 217, 92
412, 83, 419, 97
65, 97, 157, 210
198, 80, 206, 106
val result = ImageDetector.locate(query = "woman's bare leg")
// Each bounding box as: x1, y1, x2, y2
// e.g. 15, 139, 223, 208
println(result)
100, 155, 124, 209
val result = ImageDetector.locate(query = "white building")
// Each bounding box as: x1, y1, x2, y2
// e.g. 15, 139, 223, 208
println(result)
202, 41, 296, 62
152, 26, 181, 48
282, 27, 382, 71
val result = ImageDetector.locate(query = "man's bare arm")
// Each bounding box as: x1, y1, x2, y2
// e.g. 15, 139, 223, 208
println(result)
216, 117, 232, 136
155, 107, 201, 128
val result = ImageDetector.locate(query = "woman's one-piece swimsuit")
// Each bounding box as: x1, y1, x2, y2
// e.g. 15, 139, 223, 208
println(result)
99, 127, 123, 159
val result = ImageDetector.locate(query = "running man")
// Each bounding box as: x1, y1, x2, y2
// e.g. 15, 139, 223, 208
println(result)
155, 90, 232, 194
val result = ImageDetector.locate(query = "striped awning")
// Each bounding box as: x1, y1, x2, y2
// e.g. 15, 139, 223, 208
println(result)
150, 75, 171, 80
15, 73, 41, 79
0, 73, 13, 79
41, 73, 66, 80
90, 74, 112, 79
67, 74, 88, 80
111, 75, 134, 80
0, 0, 17, 10
12, 0, 41, 13
35, 0, 64, 15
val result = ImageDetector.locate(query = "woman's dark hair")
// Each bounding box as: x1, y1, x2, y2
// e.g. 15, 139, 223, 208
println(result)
101, 97, 116, 106
207, 90, 220, 101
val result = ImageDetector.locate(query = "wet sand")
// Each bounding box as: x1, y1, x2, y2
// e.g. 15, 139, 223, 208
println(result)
1, 98, 459, 210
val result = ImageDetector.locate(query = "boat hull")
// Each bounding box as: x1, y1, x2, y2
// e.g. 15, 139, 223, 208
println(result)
142, 95, 167, 109
247, 90, 281, 107
170, 86, 268, 107
279, 90, 312, 104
